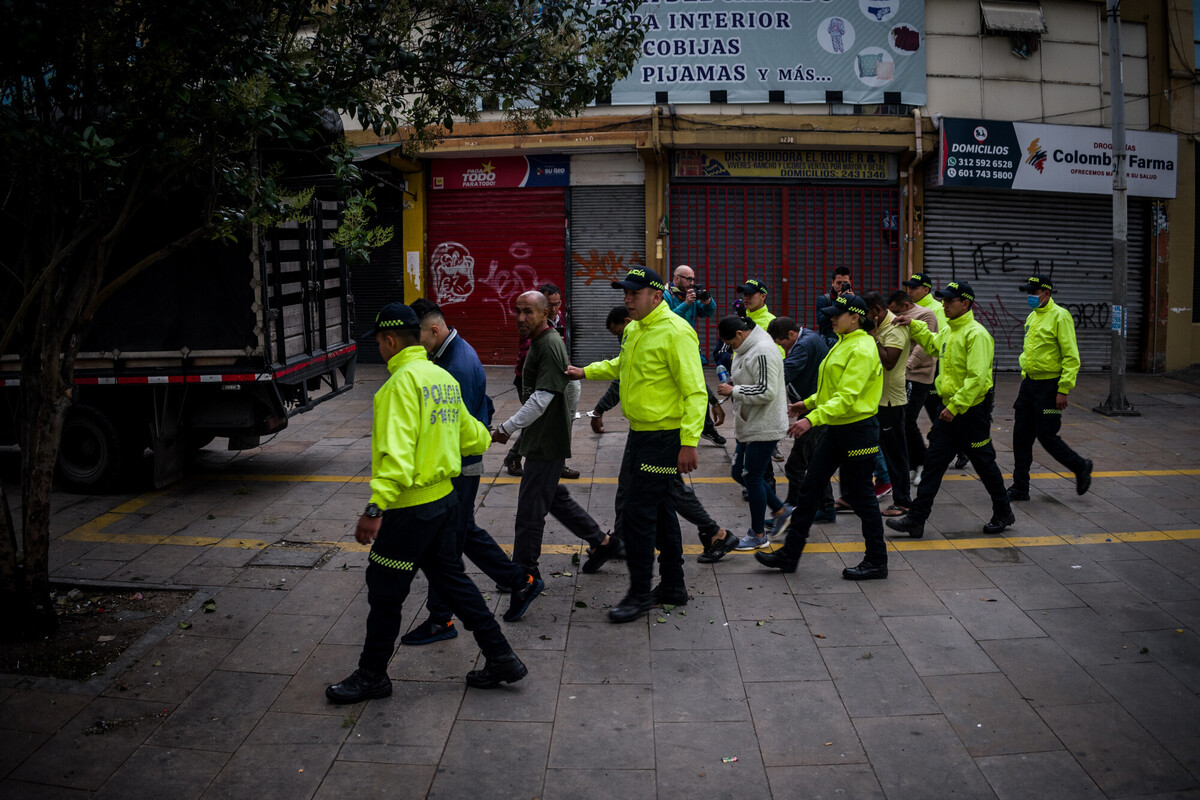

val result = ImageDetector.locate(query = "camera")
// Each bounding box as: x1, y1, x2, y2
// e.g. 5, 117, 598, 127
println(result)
697, 288, 711, 302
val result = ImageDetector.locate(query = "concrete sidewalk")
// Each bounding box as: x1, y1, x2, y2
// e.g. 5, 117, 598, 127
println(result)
2, 367, 1199, 799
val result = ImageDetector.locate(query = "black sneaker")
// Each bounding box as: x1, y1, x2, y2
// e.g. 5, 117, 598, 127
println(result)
582, 534, 623, 574
608, 593, 652, 623
400, 618, 458, 646
813, 507, 837, 524
465, 651, 528, 689
698, 531, 738, 563
842, 561, 888, 581
701, 429, 727, 446
1075, 459, 1093, 496
503, 575, 545, 622
651, 583, 689, 607
754, 550, 799, 573
504, 454, 523, 477
983, 511, 1016, 535
1006, 486, 1030, 502
496, 568, 539, 595
325, 668, 392, 704
954, 453, 970, 470
885, 515, 925, 539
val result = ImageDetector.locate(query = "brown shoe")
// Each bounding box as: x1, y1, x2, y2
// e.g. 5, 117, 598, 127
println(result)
561, 465, 581, 479
504, 454, 523, 477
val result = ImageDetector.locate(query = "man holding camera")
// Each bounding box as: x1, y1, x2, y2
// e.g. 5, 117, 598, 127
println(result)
815, 267, 854, 347
667, 264, 726, 446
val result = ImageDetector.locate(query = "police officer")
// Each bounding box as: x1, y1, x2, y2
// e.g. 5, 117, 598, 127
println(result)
1009, 275, 1093, 500
567, 267, 708, 622
756, 295, 888, 581
886, 282, 1015, 539
326, 303, 526, 704
904, 273, 970, 471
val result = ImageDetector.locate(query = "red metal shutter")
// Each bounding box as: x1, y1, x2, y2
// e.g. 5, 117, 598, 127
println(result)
427, 188, 566, 365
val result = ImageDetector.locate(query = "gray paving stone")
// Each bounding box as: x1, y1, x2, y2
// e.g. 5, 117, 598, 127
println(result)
795, 593, 896, 648
766, 764, 886, 800
654, 720, 772, 800
338, 681, 464, 764
562, 621, 651, 684
312, 762, 436, 800
781, 553, 865, 594
548, 684, 653, 770
975, 751, 1103, 800
180, 587, 285, 639
903, 550, 995, 591
822, 644, 940, 718
651, 649, 748, 723
11, 697, 168, 790
979, 564, 1087, 610
220, 612, 335, 674
1021, 545, 1119, 584
0, 729, 48, 782
200, 742, 339, 800
716, 571, 804, 621
980, 637, 1111, 708
150, 670, 288, 752
1088, 662, 1200, 778
746, 681, 866, 766
458, 649, 562, 722
649, 595, 735, 651
542, 768, 656, 800
1032, 606, 1155, 667
269, 570, 364, 616
1037, 702, 1197, 797
1136, 628, 1200, 687
923, 672, 1061, 757
936, 588, 1047, 640
883, 615, 1000, 676
856, 714, 997, 800
272, 644, 361, 716
0, 691, 93, 734
103, 632, 236, 705
245, 711, 351, 746
1068, 581, 1187, 631
730, 618, 827, 682
858, 568, 950, 617
92, 745, 229, 800
428, 720, 551, 799
0, 779, 92, 799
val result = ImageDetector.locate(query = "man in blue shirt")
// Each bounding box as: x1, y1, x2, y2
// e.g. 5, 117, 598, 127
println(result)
666, 264, 726, 445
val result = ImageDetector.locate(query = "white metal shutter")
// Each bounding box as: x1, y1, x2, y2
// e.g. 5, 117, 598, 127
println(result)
568, 186, 646, 364
923, 189, 1148, 372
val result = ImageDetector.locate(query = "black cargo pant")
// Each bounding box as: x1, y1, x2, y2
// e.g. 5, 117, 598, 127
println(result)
615, 429, 685, 597
359, 494, 509, 675
1010, 377, 1088, 493
513, 458, 605, 575
784, 425, 835, 509
906, 399, 1011, 525
779, 418, 885, 566
905, 380, 934, 467
614, 473, 720, 542
425, 474, 526, 624
878, 404, 911, 507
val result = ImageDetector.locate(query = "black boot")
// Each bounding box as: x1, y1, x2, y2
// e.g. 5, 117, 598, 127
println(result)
651, 583, 689, 607
754, 550, 799, 573
325, 668, 392, 704
465, 651, 528, 689
609, 593, 652, 623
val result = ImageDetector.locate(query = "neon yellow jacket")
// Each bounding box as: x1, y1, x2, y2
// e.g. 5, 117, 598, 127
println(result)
747, 304, 785, 357
916, 293, 948, 334
908, 310, 994, 416
583, 299, 708, 446
369, 346, 490, 510
1020, 298, 1080, 394
804, 328, 883, 427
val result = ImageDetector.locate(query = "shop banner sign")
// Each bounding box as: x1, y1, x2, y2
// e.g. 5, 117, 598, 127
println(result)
934, 118, 1178, 199
608, 0, 926, 106
674, 149, 896, 182
431, 155, 569, 190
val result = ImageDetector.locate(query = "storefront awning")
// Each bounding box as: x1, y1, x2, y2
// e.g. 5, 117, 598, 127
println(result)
350, 143, 402, 162
980, 1, 1047, 33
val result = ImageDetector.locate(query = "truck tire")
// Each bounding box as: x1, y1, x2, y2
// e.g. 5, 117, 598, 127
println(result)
56, 405, 129, 491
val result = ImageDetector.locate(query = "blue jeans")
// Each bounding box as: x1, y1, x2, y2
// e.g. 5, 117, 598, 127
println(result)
733, 440, 785, 534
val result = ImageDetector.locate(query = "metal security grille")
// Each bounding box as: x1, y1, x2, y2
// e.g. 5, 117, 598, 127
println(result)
427, 187, 566, 365
923, 188, 1149, 371
669, 185, 900, 354
568, 186, 646, 364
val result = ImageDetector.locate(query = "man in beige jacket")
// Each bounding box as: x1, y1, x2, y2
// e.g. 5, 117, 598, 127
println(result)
887, 291, 938, 486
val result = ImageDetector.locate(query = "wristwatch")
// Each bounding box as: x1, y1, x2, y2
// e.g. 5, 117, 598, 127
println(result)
363, 502, 383, 519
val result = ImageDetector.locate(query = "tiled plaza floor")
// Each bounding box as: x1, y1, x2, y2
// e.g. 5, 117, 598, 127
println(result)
2, 366, 1199, 799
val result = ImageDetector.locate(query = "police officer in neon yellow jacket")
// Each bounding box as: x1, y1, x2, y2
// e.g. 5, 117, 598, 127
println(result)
756, 294, 889, 581
327, 303, 526, 705
567, 267, 707, 623
1008, 275, 1092, 500
885, 281, 1015, 540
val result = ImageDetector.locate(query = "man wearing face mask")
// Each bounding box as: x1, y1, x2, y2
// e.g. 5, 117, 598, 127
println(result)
1008, 275, 1092, 501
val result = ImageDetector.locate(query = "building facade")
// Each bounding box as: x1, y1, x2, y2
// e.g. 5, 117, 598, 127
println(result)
349, 0, 1196, 372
